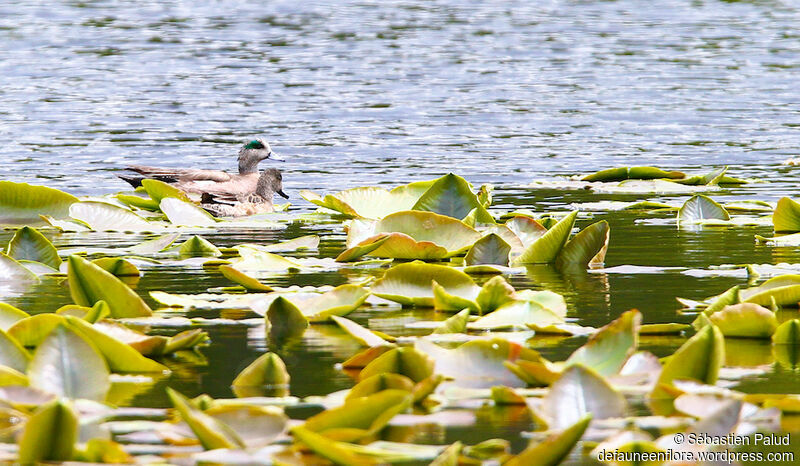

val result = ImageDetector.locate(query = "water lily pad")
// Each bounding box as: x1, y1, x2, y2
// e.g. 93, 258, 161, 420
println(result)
741, 275, 800, 306
140, 178, 192, 204
359, 347, 434, 383
219, 265, 273, 292
649, 324, 725, 415
512, 211, 577, 265
291, 425, 374, 464
167, 387, 244, 450
412, 173, 484, 220
0, 181, 78, 223
266, 296, 308, 341
708, 303, 778, 338
115, 193, 160, 211
69, 201, 155, 232
0, 303, 29, 331
542, 365, 625, 429
469, 300, 563, 330
506, 415, 591, 466
160, 197, 217, 226
331, 316, 388, 347
7, 313, 65, 347
581, 166, 684, 182
301, 186, 407, 219
6, 226, 61, 269
416, 338, 541, 388
91, 257, 140, 277
773, 319, 800, 345
68, 255, 153, 318
28, 324, 110, 401
773, 197, 800, 233
347, 373, 415, 401
64, 316, 169, 373
555, 220, 609, 270
0, 252, 39, 283
565, 309, 640, 376
677, 195, 730, 223
0, 327, 30, 372
372, 262, 477, 307
179, 235, 222, 256
351, 211, 480, 260
464, 233, 511, 266
302, 389, 413, 441
232, 352, 290, 389
432, 309, 471, 334
17, 399, 78, 463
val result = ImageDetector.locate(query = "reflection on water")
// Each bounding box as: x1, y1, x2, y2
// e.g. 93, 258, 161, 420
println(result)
2, 0, 800, 459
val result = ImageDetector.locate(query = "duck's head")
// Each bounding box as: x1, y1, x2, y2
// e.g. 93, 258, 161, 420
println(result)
256, 168, 289, 200
238, 139, 284, 173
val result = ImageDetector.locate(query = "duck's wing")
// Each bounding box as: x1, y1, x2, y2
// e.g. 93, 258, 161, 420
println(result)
126, 165, 233, 183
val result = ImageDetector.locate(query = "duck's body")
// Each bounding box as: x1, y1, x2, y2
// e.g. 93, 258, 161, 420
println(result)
118, 139, 281, 193
200, 168, 288, 217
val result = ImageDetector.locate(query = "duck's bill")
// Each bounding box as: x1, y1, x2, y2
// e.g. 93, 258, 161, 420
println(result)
268, 151, 285, 162
277, 189, 289, 199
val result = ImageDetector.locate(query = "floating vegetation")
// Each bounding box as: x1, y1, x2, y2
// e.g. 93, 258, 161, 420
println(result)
0, 168, 796, 464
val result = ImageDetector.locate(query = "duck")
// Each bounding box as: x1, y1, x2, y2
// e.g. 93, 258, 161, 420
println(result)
118, 139, 282, 199
200, 168, 288, 217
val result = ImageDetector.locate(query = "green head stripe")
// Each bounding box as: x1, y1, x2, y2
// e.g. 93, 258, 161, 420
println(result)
244, 140, 265, 149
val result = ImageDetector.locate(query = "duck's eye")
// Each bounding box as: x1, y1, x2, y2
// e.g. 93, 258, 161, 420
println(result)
245, 140, 265, 149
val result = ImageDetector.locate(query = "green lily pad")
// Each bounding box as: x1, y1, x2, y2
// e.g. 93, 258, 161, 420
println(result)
416, 338, 541, 388
432, 309, 471, 334
555, 220, 609, 270
219, 265, 273, 291
69, 201, 155, 232
506, 415, 591, 466
0, 252, 39, 283
542, 365, 625, 429
347, 373, 415, 401
7, 313, 65, 347
469, 300, 563, 330
773, 319, 800, 344
302, 389, 413, 442
359, 347, 434, 383
677, 195, 730, 223
649, 324, 725, 415
266, 296, 308, 341
353, 211, 481, 259
708, 303, 778, 338
741, 275, 800, 306
773, 197, 800, 233
27, 324, 110, 401
565, 309, 640, 376
581, 166, 684, 182
91, 257, 140, 277
6, 226, 61, 269
160, 198, 217, 226
0, 181, 78, 223
0, 327, 30, 372
140, 178, 192, 204
331, 316, 389, 347
232, 352, 290, 388
115, 193, 160, 211
17, 399, 78, 463
64, 316, 169, 373
179, 235, 222, 256
465, 233, 511, 266
512, 211, 577, 265
167, 387, 245, 450
290, 425, 374, 465
0, 303, 29, 331
68, 255, 153, 318
372, 262, 477, 307
412, 173, 484, 220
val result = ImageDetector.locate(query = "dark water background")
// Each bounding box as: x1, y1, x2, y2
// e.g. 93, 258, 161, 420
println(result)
2, 0, 800, 462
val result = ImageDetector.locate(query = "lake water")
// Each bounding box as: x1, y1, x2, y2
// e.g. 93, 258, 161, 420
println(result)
1, 0, 800, 463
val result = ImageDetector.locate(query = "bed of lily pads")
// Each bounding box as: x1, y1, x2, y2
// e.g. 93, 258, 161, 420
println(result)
0, 166, 799, 464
